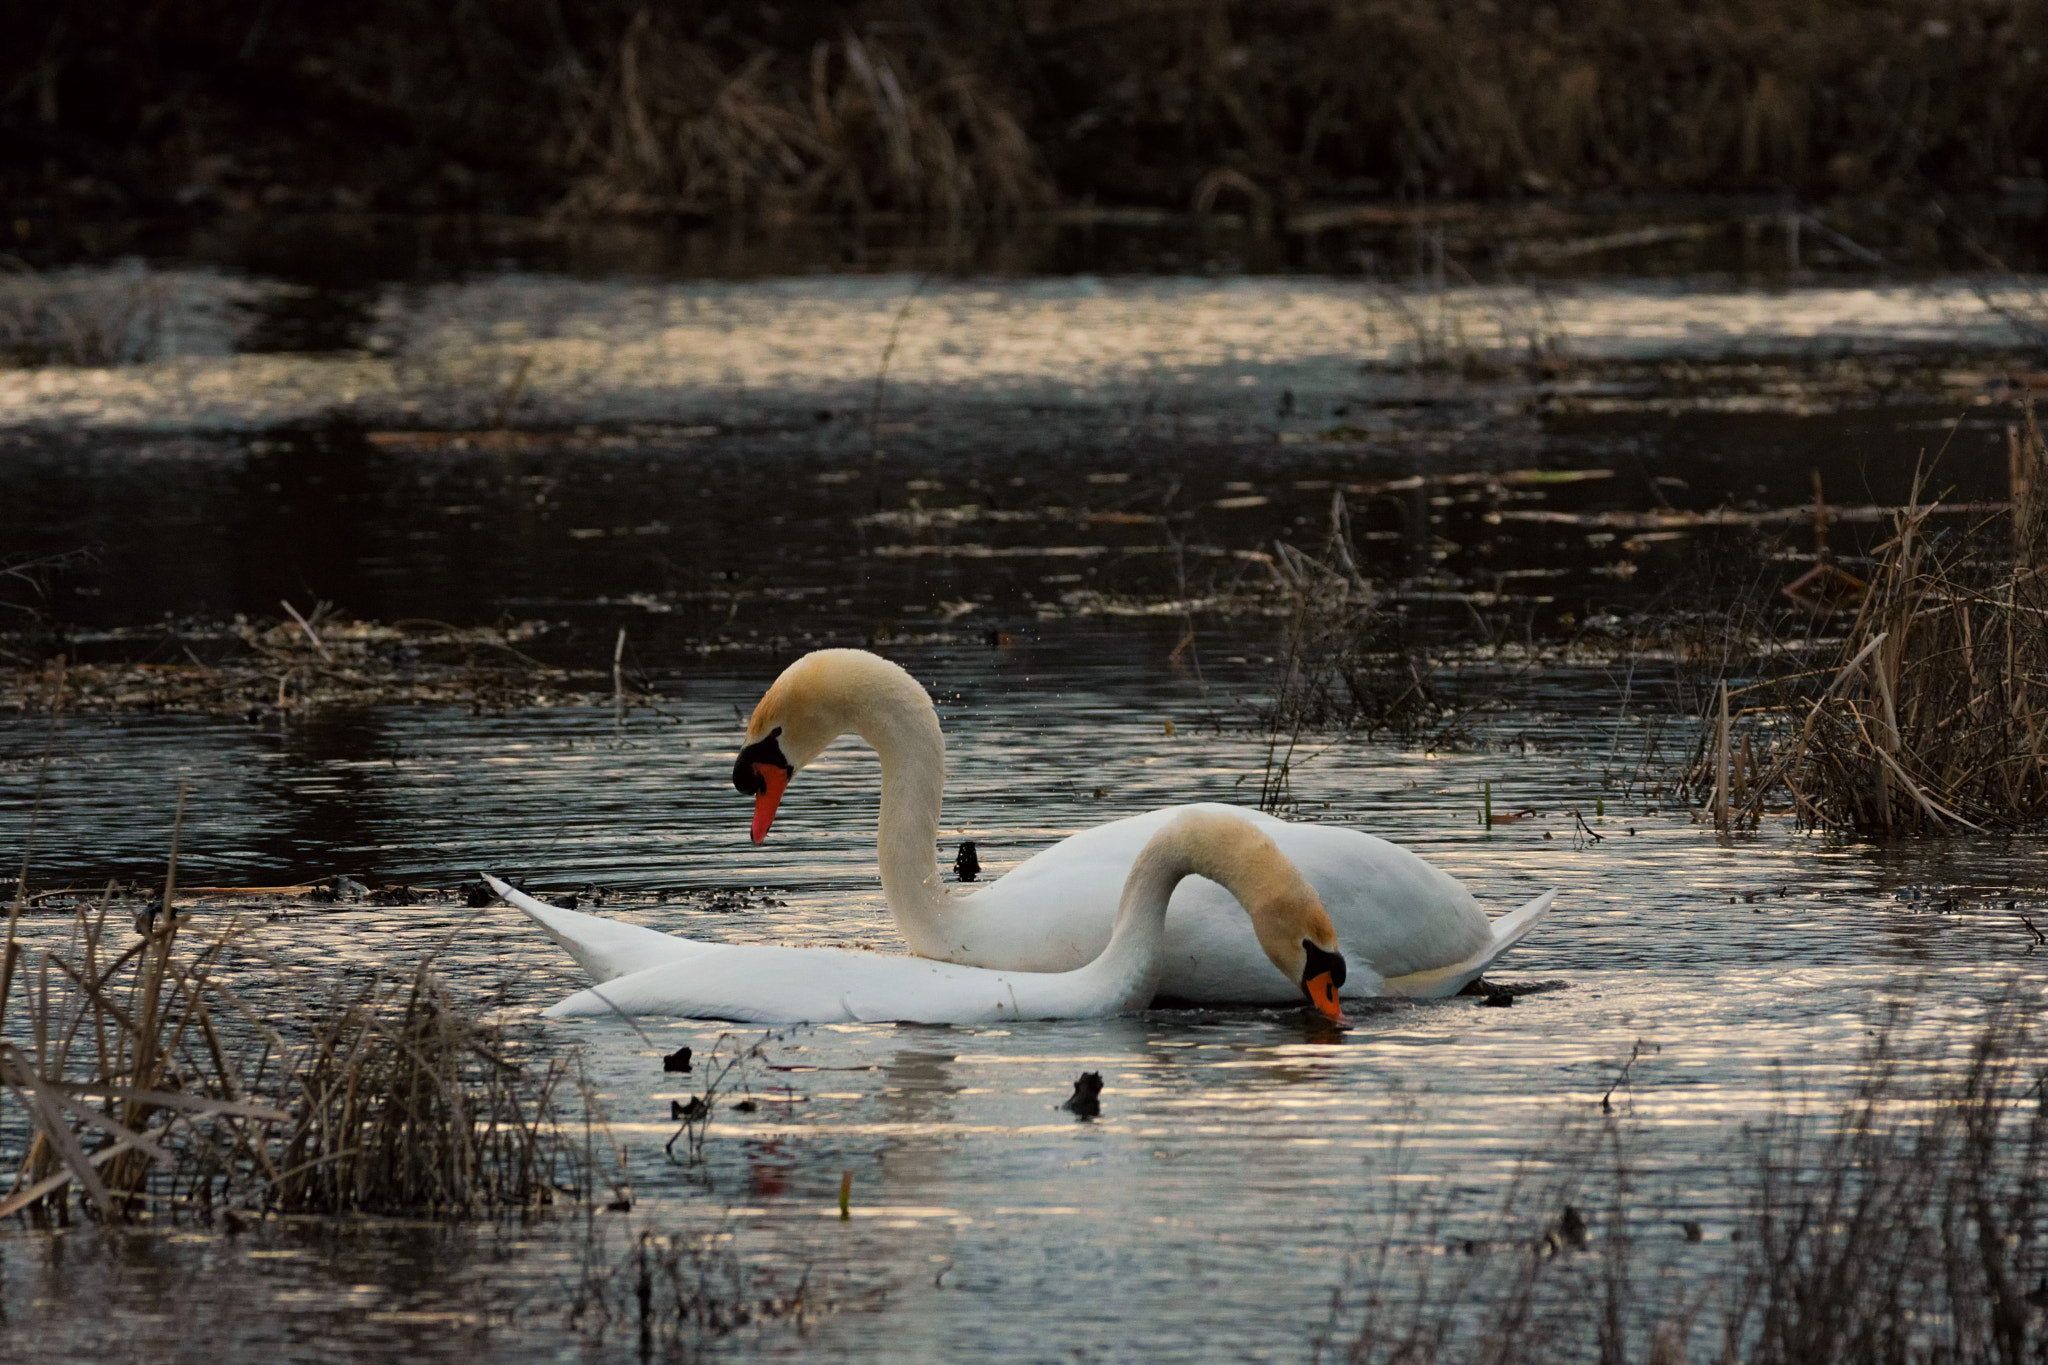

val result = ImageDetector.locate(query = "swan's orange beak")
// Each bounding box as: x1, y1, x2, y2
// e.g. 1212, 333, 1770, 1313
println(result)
750, 764, 789, 844
1305, 971, 1347, 1025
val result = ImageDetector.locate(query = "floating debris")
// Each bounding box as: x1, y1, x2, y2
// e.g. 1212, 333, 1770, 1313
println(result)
1062, 1071, 1104, 1119
1, 613, 603, 717
953, 842, 981, 883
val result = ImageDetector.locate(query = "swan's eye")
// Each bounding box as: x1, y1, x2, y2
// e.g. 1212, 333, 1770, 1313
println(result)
1302, 940, 1346, 989
732, 726, 792, 795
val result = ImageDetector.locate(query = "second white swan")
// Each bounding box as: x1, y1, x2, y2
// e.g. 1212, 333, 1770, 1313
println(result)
491, 809, 1350, 1024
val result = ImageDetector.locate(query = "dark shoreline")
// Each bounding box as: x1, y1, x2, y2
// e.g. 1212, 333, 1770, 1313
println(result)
11, 2, 2048, 275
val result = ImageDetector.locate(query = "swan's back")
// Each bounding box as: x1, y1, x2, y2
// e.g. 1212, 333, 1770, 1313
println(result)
965, 802, 1491, 1001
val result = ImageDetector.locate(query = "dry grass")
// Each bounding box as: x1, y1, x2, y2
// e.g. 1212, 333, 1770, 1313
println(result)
14, 2, 2048, 225
1688, 417, 2048, 835
0, 263, 166, 367
553, 20, 1053, 225
1318, 1000, 2048, 1364
268, 965, 578, 1217
0, 609, 617, 717
1051, 0, 2046, 203
568, 1223, 822, 1358
1256, 487, 1536, 807
1, 795, 588, 1224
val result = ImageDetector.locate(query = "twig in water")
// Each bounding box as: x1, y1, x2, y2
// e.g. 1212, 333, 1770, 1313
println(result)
866, 275, 928, 497
1600, 1040, 1658, 1114
612, 627, 627, 727
491, 354, 534, 429
279, 600, 332, 664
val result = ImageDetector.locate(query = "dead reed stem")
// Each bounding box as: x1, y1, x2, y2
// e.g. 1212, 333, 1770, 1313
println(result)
1687, 419, 2048, 835
1, 876, 586, 1225
554, 22, 1052, 225
1321, 999, 2048, 1364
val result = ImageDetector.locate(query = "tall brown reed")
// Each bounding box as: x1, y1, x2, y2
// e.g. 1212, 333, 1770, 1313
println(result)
0, 876, 584, 1224
1691, 419, 2048, 835
1318, 1000, 2048, 1364
553, 19, 1052, 225
271, 965, 577, 1217
18, 1, 2048, 224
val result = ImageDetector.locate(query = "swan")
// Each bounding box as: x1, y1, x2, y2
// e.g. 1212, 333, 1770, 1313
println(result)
487, 809, 1351, 1024
732, 649, 1556, 1002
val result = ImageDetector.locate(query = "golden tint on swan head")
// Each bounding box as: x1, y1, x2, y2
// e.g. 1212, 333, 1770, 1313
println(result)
1153, 809, 1349, 1024
733, 650, 927, 843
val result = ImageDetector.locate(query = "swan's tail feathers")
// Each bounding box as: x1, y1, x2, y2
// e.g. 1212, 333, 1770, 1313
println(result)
1381, 890, 1559, 1000
483, 873, 703, 984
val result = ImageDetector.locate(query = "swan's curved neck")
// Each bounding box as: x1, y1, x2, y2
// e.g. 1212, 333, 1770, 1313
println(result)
1072, 811, 1298, 1011
841, 665, 952, 957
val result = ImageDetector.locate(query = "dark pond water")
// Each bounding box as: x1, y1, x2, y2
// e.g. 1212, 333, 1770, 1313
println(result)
3, 267, 2046, 1360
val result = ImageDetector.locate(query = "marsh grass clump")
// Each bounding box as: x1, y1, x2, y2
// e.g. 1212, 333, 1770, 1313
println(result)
270, 966, 578, 1217
553, 22, 1052, 226
0, 265, 166, 368
1259, 490, 1528, 808
19, 2, 2048, 227
1, 818, 587, 1224
1689, 419, 2048, 835
0, 609, 614, 718
1319, 1001, 2048, 1365
568, 1224, 821, 1358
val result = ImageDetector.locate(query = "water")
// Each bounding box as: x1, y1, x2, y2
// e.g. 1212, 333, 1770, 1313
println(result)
4, 649, 2045, 1359
3, 266, 2047, 1359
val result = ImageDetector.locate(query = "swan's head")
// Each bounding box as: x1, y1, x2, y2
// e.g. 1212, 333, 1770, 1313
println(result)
731, 652, 854, 843
1254, 890, 1349, 1025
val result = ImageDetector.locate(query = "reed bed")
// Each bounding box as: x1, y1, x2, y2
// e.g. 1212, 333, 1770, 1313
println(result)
1687, 420, 2048, 835
14, 2, 2048, 226
568, 1224, 822, 1359
0, 610, 613, 718
1319, 998, 2048, 1364
554, 21, 1052, 225
0, 264, 166, 367
1257, 488, 1537, 807
1, 814, 588, 1224
269, 966, 578, 1217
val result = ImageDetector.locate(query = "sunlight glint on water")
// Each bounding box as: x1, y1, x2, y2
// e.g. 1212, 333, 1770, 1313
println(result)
4, 647, 2045, 1359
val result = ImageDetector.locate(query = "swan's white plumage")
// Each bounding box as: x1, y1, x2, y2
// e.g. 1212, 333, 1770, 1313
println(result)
740, 650, 1557, 1002
490, 809, 1343, 1023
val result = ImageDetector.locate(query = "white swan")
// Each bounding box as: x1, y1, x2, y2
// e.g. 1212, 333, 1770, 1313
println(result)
488, 809, 1351, 1024
732, 649, 1555, 1002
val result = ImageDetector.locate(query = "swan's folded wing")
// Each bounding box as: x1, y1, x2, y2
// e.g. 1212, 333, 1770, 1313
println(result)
1379, 890, 1558, 1000
542, 946, 845, 1022
486, 873, 708, 983
540, 944, 1045, 1025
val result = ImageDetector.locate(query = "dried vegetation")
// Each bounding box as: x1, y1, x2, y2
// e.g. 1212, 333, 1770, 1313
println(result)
1320, 1000, 2048, 1365
1, 608, 615, 717
0, 263, 166, 367
1257, 487, 1535, 807
555, 20, 1051, 224
1688, 417, 2048, 835
568, 1224, 823, 1357
11, 2, 2048, 225
0, 802, 593, 1224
